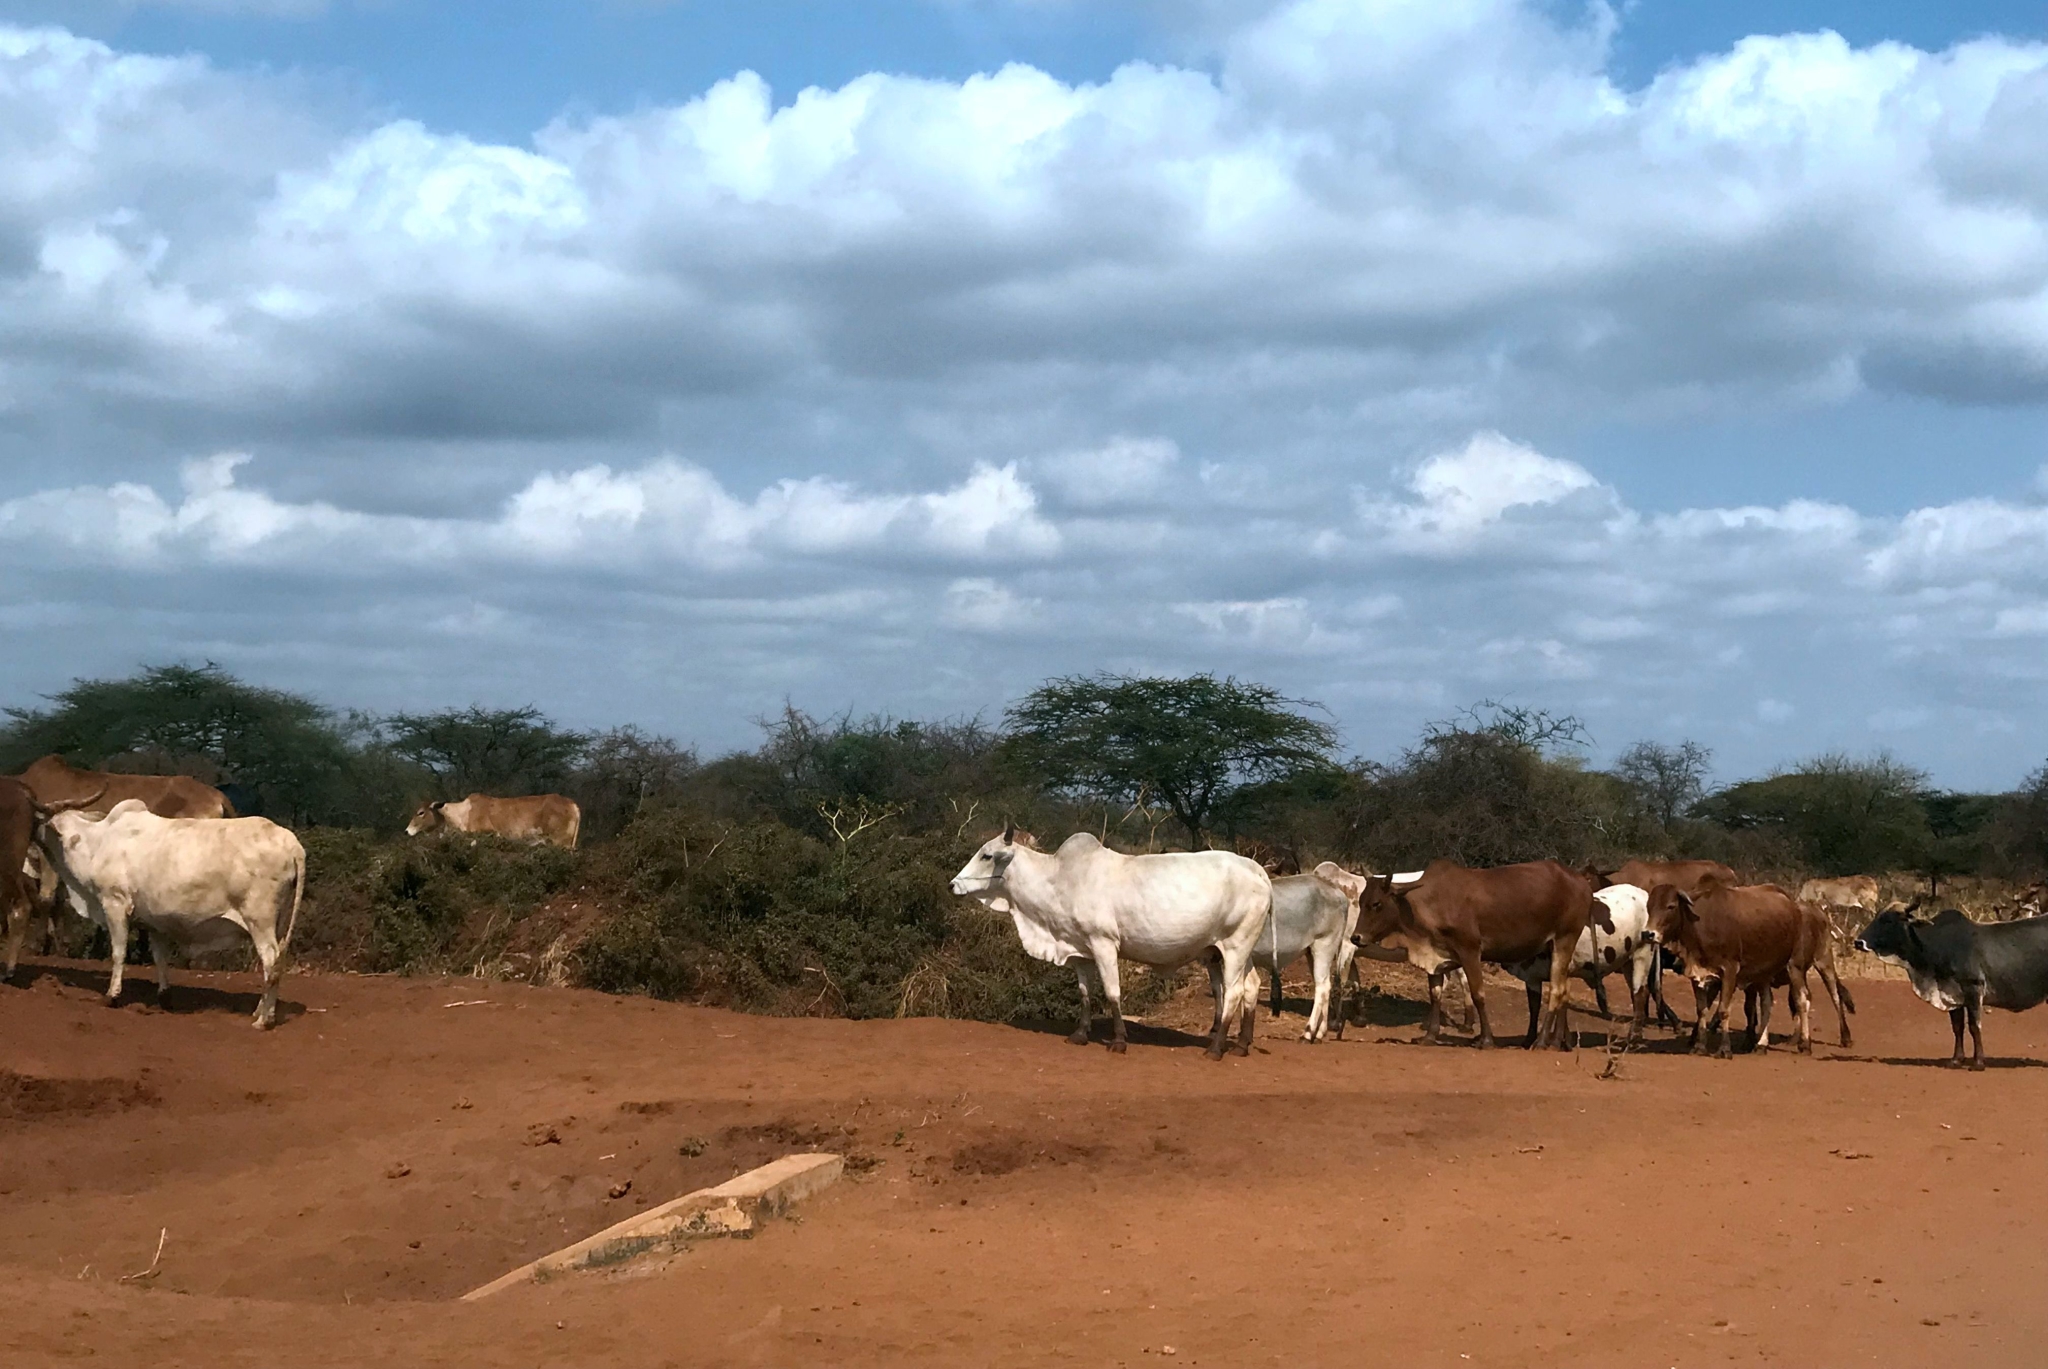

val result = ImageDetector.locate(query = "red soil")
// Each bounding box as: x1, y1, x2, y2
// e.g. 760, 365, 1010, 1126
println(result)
3, 958, 2043, 1367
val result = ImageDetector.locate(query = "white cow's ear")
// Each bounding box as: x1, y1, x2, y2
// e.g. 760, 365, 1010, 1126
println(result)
1001, 820, 1016, 844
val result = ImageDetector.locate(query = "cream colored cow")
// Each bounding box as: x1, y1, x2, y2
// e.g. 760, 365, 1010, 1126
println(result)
37, 799, 305, 1028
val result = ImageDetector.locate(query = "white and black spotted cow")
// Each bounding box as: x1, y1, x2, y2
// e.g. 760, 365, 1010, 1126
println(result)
1501, 884, 1666, 1046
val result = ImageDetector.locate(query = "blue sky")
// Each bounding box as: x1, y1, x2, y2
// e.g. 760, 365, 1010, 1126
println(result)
3, 0, 2048, 788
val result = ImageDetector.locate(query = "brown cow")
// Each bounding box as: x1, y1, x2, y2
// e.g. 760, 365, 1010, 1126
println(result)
1645, 880, 1851, 1056
2, 778, 104, 981
1351, 859, 1606, 1049
407, 793, 582, 849
16, 755, 233, 820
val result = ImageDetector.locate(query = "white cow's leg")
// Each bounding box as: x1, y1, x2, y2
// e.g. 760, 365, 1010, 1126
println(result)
1330, 944, 1355, 1040
1090, 945, 1126, 1054
1220, 943, 1256, 1056
1303, 941, 1336, 1043
101, 896, 132, 1005
149, 933, 173, 1007
248, 919, 284, 1030
1204, 953, 1228, 1055
1069, 961, 1094, 1046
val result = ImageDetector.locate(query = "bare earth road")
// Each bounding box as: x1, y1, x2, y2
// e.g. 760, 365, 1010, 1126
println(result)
3, 960, 2041, 1368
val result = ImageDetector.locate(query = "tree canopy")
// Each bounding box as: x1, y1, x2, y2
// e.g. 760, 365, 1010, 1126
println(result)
1000, 673, 1339, 847
383, 705, 590, 797
0, 662, 352, 822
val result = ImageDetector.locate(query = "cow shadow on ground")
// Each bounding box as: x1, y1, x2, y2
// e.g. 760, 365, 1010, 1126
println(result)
1012, 1019, 1218, 1051
3, 962, 306, 1025
1816, 1052, 2048, 1071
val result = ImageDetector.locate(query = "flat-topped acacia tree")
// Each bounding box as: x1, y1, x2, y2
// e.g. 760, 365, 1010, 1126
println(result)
1000, 673, 1339, 849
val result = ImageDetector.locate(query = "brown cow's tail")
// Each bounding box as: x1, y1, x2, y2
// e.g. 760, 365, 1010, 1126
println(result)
1837, 980, 1857, 1015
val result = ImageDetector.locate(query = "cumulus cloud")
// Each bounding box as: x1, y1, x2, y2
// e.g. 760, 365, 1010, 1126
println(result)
3, 6, 2048, 784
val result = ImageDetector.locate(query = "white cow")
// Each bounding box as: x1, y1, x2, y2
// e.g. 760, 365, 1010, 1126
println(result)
1244, 872, 1354, 1043
1498, 883, 1664, 1044
37, 799, 306, 1028
950, 826, 1272, 1057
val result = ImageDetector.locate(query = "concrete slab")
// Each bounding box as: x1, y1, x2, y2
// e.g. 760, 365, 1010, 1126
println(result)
461, 1151, 845, 1301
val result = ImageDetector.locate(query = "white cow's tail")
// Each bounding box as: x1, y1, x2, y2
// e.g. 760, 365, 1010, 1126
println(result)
280, 846, 306, 955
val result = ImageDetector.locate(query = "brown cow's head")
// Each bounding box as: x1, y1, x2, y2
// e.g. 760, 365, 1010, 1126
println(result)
1643, 883, 1693, 946
405, 800, 448, 837
1348, 874, 1407, 947
1580, 863, 1616, 891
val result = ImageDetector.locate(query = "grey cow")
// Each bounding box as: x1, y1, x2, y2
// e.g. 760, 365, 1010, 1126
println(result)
1246, 872, 1355, 1042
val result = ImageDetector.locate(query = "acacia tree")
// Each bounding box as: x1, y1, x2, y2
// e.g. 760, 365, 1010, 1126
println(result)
383, 705, 589, 797
1000, 674, 1339, 847
1614, 739, 1713, 828
0, 662, 352, 823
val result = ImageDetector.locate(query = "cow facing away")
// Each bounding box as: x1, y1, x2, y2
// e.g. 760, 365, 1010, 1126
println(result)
37, 799, 305, 1028
949, 826, 1272, 1058
1645, 881, 1853, 1057
1798, 875, 1881, 911
17, 754, 233, 819
1351, 859, 1606, 1049
1245, 872, 1353, 1043
1854, 907, 2048, 1069
407, 794, 581, 850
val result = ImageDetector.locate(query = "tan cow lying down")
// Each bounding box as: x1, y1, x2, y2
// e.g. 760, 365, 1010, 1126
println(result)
1645, 879, 1853, 1057
1797, 875, 1881, 911
37, 799, 305, 1028
1352, 859, 1607, 1049
16, 754, 234, 819
407, 793, 581, 849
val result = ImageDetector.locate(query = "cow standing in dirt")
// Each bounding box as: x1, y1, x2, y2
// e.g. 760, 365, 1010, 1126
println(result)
37, 799, 306, 1028
949, 826, 1272, 1058
1350, 860, 1606, 1049
1645, 880, 1854, 1057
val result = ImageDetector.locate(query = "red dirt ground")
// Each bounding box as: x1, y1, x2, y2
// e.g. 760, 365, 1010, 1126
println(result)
3, 958, 2043, 1368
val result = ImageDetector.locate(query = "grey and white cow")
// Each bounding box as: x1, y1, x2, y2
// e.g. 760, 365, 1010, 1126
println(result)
1243, 872, 1354, 1042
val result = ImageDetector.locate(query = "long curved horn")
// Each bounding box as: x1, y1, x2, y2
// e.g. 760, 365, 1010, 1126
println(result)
31, 785, 107, 823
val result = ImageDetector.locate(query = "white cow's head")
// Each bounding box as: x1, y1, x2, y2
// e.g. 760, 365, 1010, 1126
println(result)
36, 800, 138, 874
949, 823, 1035, 897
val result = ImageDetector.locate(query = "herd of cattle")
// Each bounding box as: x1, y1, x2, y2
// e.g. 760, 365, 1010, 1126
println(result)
0, 757, 582, 1028
2, 755, 2043, 1069
950, 827, 2048, 1070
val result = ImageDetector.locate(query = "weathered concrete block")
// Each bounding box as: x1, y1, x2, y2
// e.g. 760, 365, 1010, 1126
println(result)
461, 1152, 844, 1301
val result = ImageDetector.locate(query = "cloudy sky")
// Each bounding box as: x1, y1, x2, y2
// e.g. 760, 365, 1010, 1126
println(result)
2, 0, 2047, 788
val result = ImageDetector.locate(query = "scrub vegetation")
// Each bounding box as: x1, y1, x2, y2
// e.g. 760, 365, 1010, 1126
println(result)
7, 664, 2047, 1021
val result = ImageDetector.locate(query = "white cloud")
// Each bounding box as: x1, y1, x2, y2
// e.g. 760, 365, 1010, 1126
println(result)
4, 7, 2048, 784
1365, 432, 1603, 545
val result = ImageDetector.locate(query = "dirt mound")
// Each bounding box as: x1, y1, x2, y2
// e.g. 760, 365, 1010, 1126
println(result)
0, 1069, 156, 1120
